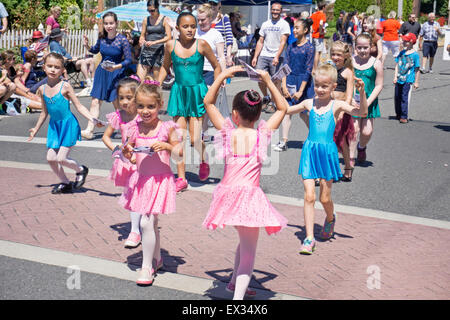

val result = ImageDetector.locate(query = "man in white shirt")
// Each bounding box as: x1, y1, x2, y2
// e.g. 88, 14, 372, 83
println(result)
251, 2, 290, 111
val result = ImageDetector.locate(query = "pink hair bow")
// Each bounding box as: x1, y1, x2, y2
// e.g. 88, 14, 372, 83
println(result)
129, 75, 140, 82
144, 79, 160, 86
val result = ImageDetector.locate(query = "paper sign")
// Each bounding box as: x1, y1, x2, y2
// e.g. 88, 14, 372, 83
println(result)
443, 28, 450, 61
238, 59, 260, 81
112, 145, 127, 162
101, 60, 115, 69
271, 64, 292, 81
133, 146, 155, 156
93, 118, 108, 126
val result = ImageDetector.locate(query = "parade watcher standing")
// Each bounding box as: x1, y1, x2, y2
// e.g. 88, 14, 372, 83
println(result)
419, 12, 442, 74
310, 2, 327, 72
0, 2, 8, 35
46, 6, 63, 35
381, 11, 401, 66
209, 0, 234, 68
137, 0, 172, 81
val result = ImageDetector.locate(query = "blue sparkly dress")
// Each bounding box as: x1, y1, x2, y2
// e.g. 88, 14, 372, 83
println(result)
299, 101, 342, 182
43, 82, 81, 149
89, 33, 132, 102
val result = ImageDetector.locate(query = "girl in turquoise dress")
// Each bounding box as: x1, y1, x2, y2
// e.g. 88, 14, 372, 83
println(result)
287, 64, 368, 255
158, 12, 221, 192
28, 53, 100, 194
350, 33, 384, 165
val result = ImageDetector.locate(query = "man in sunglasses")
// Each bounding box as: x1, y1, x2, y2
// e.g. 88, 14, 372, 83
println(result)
251, 2, 290, 112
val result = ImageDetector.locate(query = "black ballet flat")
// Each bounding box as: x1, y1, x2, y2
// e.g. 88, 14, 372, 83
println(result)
73, 165, 89, 189
51, 183, 73, 194
341, 168, 354, 182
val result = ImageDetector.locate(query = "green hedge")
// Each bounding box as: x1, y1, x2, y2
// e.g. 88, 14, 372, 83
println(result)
334, 0, 414, 21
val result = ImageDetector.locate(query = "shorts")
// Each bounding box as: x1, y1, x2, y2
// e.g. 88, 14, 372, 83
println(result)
312, 38, 325, 53
422, 41, 438, 58
382, 40, 400, 57
256, 56, 284, 77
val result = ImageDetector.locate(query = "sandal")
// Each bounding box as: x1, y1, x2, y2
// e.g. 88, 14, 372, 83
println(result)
341, 168, 353, 182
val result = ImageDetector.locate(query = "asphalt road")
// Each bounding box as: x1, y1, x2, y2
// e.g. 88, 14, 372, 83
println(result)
1, 49, 449, 224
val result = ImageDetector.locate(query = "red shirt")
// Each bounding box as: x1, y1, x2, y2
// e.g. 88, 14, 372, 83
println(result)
310, 11, 326, 39
382, 19, 400, 41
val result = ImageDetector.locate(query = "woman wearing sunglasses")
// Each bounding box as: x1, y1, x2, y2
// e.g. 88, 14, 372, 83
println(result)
137, 0, 172, 82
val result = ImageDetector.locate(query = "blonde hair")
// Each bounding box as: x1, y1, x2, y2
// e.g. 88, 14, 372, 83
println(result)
300, 11, 309, 19
135, 77, 163, 106
330, 41, 353, 72
315, 64, 338, 83
198, 4, 214, 18
388, 11, 396, 19
51, 6, 61, 15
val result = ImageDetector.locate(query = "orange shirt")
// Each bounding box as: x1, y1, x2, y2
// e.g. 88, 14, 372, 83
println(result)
382, 19, 401, 41
311, 11, 326, 39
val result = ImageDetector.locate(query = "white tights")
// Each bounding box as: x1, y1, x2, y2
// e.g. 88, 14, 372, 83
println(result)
130, 211, 141, 235
230, 226, 259, 300
47, 147, 82, 184
140, 214, 161, 270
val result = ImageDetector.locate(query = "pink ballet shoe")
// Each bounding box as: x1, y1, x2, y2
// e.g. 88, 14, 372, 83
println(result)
124, 232, 141, 248
136, 267, 154, 286
199, 161, 210, 181
175, 178, 188, 193
225, 282, 257, 298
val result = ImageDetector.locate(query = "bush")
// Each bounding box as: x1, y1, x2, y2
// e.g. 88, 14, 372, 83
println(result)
333, 0, 414, 21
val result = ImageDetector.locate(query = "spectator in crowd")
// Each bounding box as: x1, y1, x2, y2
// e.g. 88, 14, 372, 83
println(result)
137, 0, 172, 81
336, 10, 346, 40
381, 10, 401, 66
400, 13, 421, 37
209, 0, 234, 67
343, 11, 356, 49
229, 11, 252, 48
310, 1, 327, 71
251, 2, 290, 113
49, 28, 95, 90
46, 6, 63, 35
28, 31, 48, 67
362, 15, 382, 61
419, 12, 442, 74
0, 1, 8, 35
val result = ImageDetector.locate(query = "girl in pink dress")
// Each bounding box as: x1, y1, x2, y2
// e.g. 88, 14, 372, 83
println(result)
121, 80, 182, 286
102, 76, 141, 249
203, 66, 288, 300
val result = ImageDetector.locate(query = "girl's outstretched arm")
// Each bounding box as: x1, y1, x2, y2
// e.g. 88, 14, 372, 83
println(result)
28, 88, 48, 141
157, 40, 173, 85
64, 82, 96, 122
286, 99, 308, 116
261, 70, 288, 131
336, 77, 368, 118
102, 125, 117, 151
204, 66, 244, 131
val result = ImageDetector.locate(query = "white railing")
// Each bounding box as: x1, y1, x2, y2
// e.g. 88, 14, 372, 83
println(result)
0, 24, 99, 59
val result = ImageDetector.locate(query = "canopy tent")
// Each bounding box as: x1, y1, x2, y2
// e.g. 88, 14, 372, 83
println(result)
184, 0, 312, 5
95, 1, 179, 22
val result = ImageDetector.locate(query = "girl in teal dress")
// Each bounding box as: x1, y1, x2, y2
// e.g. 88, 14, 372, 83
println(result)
158, 12, 221, 192
350, 33, 384, 165
28, 53, 101, 194
287, 64, 368, 255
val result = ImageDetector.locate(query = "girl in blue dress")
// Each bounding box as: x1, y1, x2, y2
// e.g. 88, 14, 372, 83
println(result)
287, 64, 368, 255
81, 12, 132, 140
28, 53, 100, 194
275, 18, 315, 152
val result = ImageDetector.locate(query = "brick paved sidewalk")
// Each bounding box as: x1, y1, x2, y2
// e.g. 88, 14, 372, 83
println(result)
1, 167, 449, 299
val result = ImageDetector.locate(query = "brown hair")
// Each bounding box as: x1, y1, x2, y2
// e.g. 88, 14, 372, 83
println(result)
24, 50, 37, 63
232, 90, 262, 122
135, 77, 163, 105
44, 52, 65, 67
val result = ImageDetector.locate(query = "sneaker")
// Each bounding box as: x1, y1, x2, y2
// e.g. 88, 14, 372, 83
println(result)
428, 69, 433, 74
225, 282, 257, 298
175, 177, 188, 192
264, 101, 276, 113
300, 237, 316, 255
320, 214, 336, 240
51, 183, 73, 194
76, 86, 92, 97
419, 68, 426, 74
273, 141, 287, 152
73, 165, 89, 189
399, 118, 408, 124
199, 161, 210, 181
136, 267, 154, 286
124, 232, 141, 248
356, 144, 367, 163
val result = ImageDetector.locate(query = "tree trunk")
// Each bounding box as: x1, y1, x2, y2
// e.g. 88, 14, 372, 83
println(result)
412, 0, 421, 17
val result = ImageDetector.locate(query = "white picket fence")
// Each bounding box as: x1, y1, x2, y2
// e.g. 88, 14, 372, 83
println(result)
0, 25, 99, 59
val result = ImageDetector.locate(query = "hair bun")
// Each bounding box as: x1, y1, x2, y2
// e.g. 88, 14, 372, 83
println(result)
246, 90, 261, 104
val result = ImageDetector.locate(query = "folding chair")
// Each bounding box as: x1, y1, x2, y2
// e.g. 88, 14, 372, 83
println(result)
65, 61, 84, 88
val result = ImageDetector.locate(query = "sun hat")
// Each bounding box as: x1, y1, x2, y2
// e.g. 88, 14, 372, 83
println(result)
32, 31, 44, 39
49, 28, 64, 39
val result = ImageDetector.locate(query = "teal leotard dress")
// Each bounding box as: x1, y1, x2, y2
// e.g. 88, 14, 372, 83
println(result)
353, 60, 380, 119
167, 40, 208, 118
299, 101, 342, 182
44, 82, 81, 149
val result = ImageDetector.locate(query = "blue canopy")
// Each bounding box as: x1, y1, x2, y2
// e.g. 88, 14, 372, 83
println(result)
96, 1, 179, 22
184, 0, 312, 5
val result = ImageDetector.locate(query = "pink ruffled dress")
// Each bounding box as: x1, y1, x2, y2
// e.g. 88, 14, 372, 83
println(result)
203, 118, 288, 235
105, 111, 138, 187
119, 120, 180, 216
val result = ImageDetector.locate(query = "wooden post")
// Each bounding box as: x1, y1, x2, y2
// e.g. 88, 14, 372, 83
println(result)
412, 0, 421, 18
